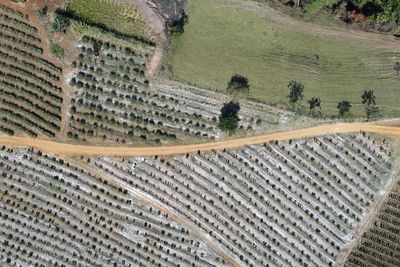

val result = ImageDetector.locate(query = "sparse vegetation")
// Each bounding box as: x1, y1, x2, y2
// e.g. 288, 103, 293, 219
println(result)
50, 43, 64, 58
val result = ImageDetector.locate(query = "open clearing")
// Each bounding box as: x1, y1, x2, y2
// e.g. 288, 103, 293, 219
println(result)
168, 0, 400, 116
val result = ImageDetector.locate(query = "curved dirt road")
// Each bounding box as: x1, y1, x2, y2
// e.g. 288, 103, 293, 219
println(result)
1, 122, 399, 156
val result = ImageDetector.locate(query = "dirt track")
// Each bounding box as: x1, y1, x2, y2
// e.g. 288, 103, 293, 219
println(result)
1, 122, 399, 156
120, 0, 167, 77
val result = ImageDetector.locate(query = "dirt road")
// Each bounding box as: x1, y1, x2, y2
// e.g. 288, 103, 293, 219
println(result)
120, 0, 167, 77
1, 122, 399, 156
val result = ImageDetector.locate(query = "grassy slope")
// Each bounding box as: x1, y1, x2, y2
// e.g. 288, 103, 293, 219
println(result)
168, 0, 400, 116
65, 0, 151, 41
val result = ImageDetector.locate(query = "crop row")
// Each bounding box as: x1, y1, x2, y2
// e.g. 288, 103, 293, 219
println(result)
68, 36, 220, 143
0, 4, 27, 20
345, 180, 400, 267
0, 7, 63, 138
0, 146, 223, 267
0, 13, 37, 34
86, 133, 392, 267
0, 50, 59, 81
0, 42, 61, 73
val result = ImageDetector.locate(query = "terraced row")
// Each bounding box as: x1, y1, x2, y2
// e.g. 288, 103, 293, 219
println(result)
0, 3, 63, 138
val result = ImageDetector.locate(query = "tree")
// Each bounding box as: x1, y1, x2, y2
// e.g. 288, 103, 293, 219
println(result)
361, 90, 376, 106
288, 80, 304, 108
227, 74, 250, 95
394, 62, 400, 76
362, 90, 378, 119
337, 101, 352, 116
307, 97, 321, 113
219, 101, 240, 134
52, 12, 70, 33
171, 10, 189, 34
219, 116, 239, 135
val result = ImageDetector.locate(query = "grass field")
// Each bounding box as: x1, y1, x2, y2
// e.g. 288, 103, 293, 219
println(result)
167, 0, 400, 116
64, 0, 151, 41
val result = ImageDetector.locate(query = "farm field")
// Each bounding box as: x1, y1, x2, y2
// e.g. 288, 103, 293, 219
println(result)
67, 34, 300, 145
0, 3, 63, 138
344, 180, 400, 267
1, 0, 400, 266
0, 132, 396, 266
167, 0, 400, 116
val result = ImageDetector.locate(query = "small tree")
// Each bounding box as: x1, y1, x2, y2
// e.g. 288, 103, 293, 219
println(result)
394, 62, 400, 76
362, 90, 378, 119
171, 10, 189, 34
337, 101, 352, 116
219, 101, 240, 134
361, 90, 376, 107
227, 74, 250, 95
307, 97, 321, 113
288, 80, 304, 108
52, 12, 70, 33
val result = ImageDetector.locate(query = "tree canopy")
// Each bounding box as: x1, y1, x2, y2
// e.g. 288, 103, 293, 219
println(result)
361, 90, 376, 106
288, 80, 304, 108
394, 62, 400, 76
219, 101, 240, 134
337, 101, 352, 116
308, 97, 321, 113
227, 74, 250, 95
52, 12, 71, 33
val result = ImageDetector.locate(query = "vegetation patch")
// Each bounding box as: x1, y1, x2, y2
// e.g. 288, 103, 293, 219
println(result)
50, 43, 64, 58
62, 0, 152, 42
168, 0, 400, 116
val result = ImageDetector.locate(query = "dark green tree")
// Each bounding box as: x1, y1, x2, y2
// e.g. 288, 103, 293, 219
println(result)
219, 101, 240, 134
362, 90, 380, 119
337, 101, 352, 116
308, 97, 321, 113
52, 12, 70, 33
394, 62, 400, 76
171, 10, 189, 34
227, 74, 250, 95
361, 90, 376, 107
288, 80, 304, 108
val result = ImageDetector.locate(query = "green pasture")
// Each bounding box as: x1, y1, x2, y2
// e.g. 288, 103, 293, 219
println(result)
167, 0, 400, 116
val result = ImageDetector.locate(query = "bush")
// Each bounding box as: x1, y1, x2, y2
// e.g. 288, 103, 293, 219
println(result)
227, 74, 250, 96
50, 43, 64, 58
52, 12, 71, 32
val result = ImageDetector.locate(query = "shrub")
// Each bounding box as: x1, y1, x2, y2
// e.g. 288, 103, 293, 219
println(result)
50, 43, 64, 59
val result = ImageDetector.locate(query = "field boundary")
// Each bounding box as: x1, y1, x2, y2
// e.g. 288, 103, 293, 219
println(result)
0, 121, 399, 156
